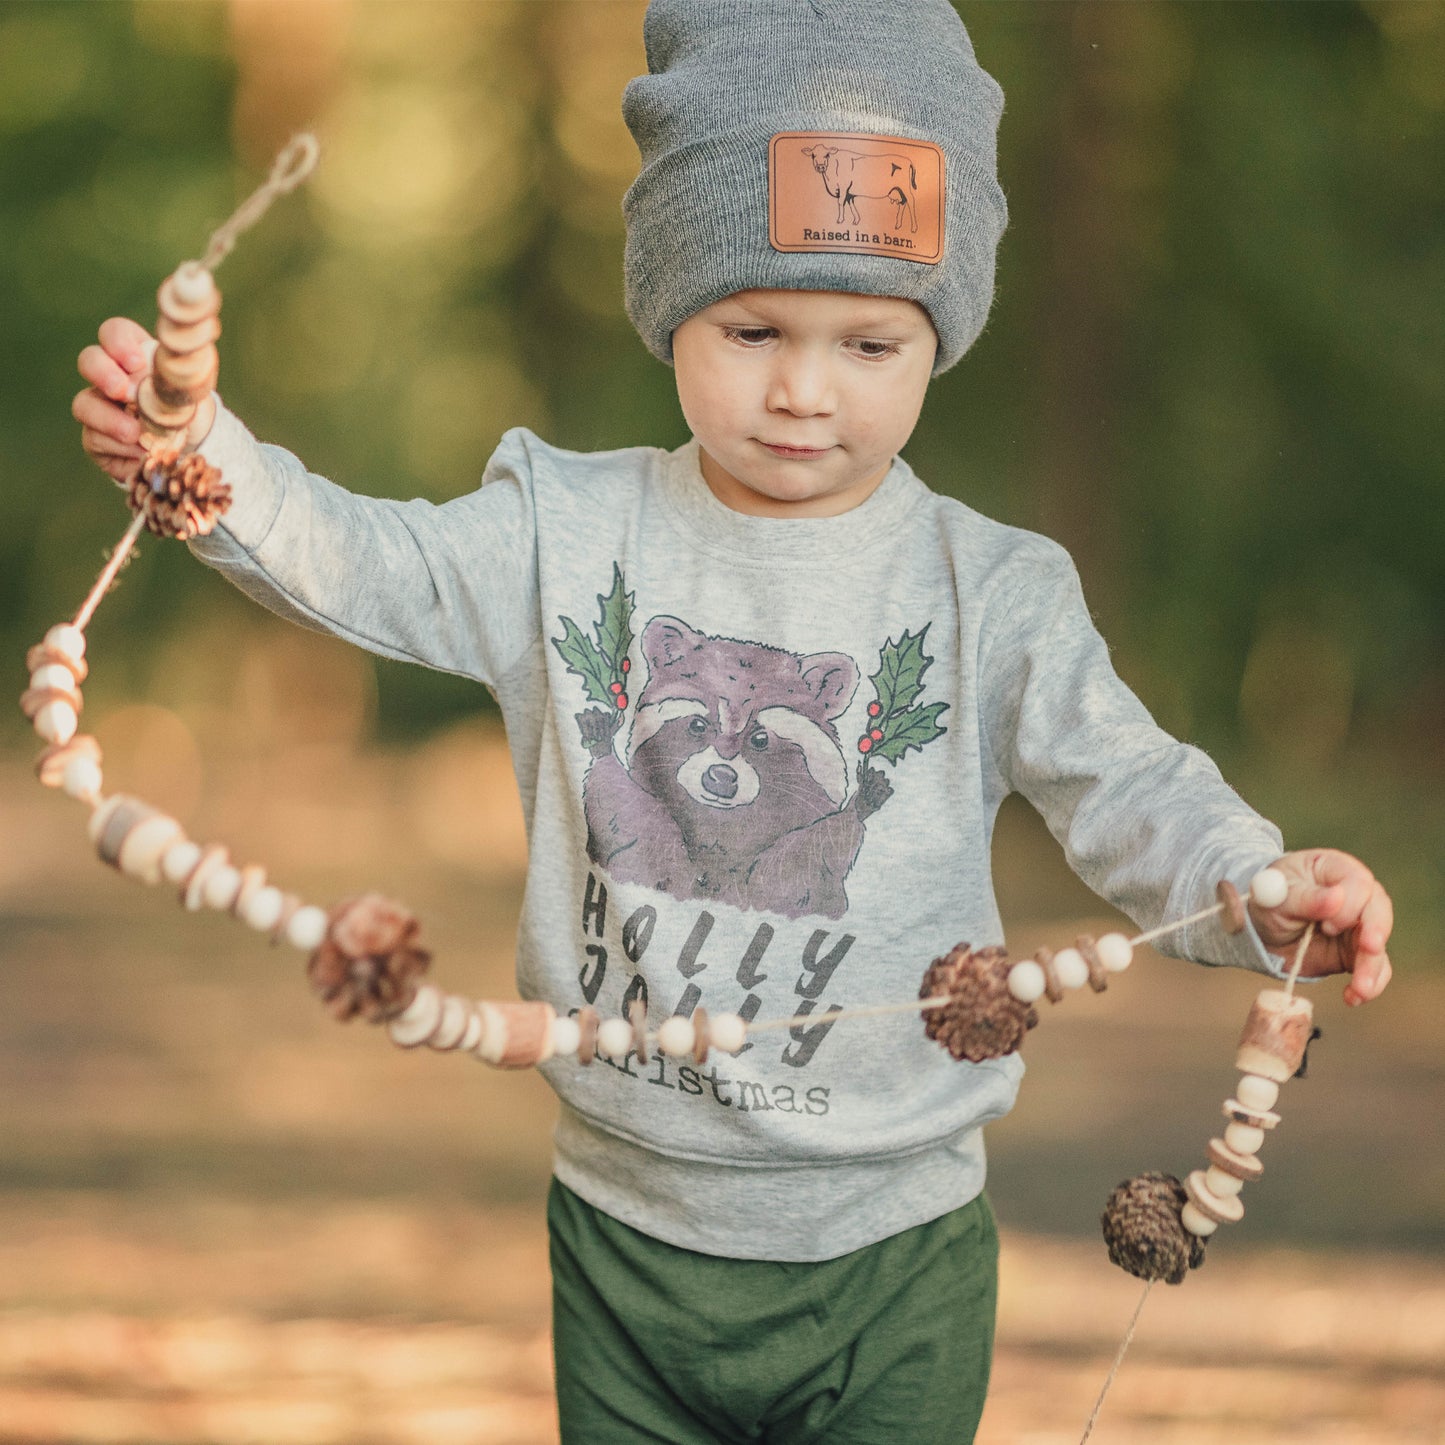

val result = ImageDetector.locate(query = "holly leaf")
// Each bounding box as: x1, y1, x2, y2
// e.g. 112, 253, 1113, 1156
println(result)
868, 625, 934, 719
594, 563, 635, 674
874, 700, 949, 764
552, 616, 615, 706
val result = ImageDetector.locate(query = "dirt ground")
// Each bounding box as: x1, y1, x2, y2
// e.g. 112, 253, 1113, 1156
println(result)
2, 721, 1441, 1443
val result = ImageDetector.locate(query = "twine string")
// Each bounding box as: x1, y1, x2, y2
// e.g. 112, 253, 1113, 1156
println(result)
1078, 1278, 1153, 1445
1283, 920, 1315, 999
71, 511, 147, 632
199, 133, 320, 273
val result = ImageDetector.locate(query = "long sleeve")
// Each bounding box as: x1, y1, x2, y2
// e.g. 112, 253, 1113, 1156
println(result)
979, 541, 1288, 975
186, 402, 542, 689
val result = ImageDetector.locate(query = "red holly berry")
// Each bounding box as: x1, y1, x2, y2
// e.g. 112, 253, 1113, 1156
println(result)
867, 702, 881, 717
858, 736, 872, 753
621, 658, 631, 673
870, 728, 883, 741
617, 694, 629, 709
610, 681, 623, 694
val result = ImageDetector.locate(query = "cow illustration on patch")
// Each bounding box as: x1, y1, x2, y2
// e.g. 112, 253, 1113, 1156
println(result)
768, 131, 945, 265
552, 566, 948, 921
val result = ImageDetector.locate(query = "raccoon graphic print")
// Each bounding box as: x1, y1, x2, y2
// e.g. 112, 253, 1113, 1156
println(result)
553, 565, 948, 921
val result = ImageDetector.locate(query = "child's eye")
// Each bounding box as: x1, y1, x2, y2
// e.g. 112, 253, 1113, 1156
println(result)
721, 326, 776, 347
849, 338, 902, 360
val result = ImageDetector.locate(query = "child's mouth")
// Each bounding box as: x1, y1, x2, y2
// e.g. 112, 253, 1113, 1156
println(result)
760, 442, 832, 460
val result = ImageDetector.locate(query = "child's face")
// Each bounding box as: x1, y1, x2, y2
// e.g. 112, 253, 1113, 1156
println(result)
672, 289, 937, 517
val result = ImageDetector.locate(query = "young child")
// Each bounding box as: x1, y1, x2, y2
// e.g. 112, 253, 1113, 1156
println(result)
76, 2, 1393, 1439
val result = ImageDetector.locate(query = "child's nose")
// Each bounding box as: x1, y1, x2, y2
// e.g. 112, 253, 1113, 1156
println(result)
766, 356, 835, 418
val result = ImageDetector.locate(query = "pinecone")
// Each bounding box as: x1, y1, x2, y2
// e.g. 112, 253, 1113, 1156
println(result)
127, 449, 232, 540
306, 893, 431, 1023
1101, 1172, 1207, 1286
919, 942, 1038, 1062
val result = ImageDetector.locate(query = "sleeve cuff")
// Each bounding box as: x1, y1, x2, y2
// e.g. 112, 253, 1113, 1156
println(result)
188, 398, 285, 556
1167, 841, 1298, 981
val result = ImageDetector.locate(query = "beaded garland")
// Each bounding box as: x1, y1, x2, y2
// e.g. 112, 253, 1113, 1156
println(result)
33, 137, 1336, 1439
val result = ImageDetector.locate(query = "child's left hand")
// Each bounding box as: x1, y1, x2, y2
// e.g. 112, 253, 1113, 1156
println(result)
1247, 849, 1394, 1006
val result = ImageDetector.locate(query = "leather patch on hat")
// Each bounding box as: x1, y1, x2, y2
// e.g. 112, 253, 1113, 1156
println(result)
769, 132, 944, 265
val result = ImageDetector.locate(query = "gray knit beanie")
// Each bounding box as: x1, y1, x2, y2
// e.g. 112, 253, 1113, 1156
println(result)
622, 0, 1007, 374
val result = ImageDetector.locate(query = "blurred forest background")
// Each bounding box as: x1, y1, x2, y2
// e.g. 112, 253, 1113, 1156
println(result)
1, 3, 1443, 1442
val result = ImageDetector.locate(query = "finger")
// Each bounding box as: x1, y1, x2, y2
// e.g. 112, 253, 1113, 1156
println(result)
1305, 850, 1377, 937
77, 344, 137, 404
97, 316, 157, 375
72, 387, 142, 444
1343, 952, 1392, 1007
80, 423, 144, 458
1356, 880, 1395, 956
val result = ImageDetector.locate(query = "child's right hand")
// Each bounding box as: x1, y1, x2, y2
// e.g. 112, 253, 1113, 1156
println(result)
72, 318, 215, 485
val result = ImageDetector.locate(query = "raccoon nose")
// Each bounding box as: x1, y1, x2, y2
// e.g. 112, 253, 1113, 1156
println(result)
701, 763, 738, 799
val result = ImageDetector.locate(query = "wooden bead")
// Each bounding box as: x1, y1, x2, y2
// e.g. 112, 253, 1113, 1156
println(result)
1250, 867, 1289, 909
1184, 1168, 1244, 1225
628, 999, 649, 1064
22, 681, 82, 719
1224, 1120, 1265, 1156
1007, 959, 1047, 1003
498, 1001, 556, 1068
1076, 934, 1109, 993
1204, 1165, 1244, 1198
1223, 1098, 1280, 1130
1180, 1202, 1219, 1238
158, 265, 220, 324
240, 884, 285, 932
1236, 1073, 1280, 1111
551, 1014, 581, 1058
96, 798, 159, 869
118, 815, 185, 885
268, 893, 302, 946
201, 863, 243, 911
230, 864, 267, 918
1207, 1136, 1264, 1183
428, 995, 472, 1051
285, 905, 329, 951
597, 1017, 633, 1060
155, 344, 218, 397
1052, 947, 1089, 990
43, 624, 86, 665
1216, 878, 1247, 934
709, 1012, 746, 1054
657, 1016, 695, 1057
1236, 988, 1315, 1083
1096, 933, 1134, 972
136, 376, 197, 431
33, 699, 78, 745
60, 755, 103, 803
28, 642, 87, 685
87, 794, 126, 845
459, 1009, 485, 1053
576, 1006, 599, 1066
691, 1006, 710, 1064
36, 735, 101, 788
161, 839, 203, 886
388, 984, 443, 1048
157, 312, 221, 354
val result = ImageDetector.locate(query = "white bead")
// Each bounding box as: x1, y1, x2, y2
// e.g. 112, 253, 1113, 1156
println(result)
43, 624, 86, 663
1236, 1074, 1280, 1111
1250, 867, 1289, 909
657, 1016, 696, 1057
171, 263, 216, 305
596, 1018, 634, 1059
285, 905, 329, 951
161, 839, 203, 885
1224, 1121, 1265, 1155
31, 664, 76, 691
240, 885, 285, 932
459, 1010, 484, 1053
1180, 1202, 1218, 1237
60, 756, 103, 802
428, 995, 471, 1050
388, 985, 443, 1048
118, 816, 184, 885
34, 700, 77, 745
202, 863, 242, 911
474, 1002, 508, 1064
1052, 947, 1090, 990
550, 1015, 581, 1058
1096, 933, 1134, 972
1006, 960, 1047, 1003
709, 1012, 747, 1054
1205, 1166, 1244, 1198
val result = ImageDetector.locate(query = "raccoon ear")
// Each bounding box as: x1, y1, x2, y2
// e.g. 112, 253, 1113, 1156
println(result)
800, 652, 859, 720
642, 616, 705, 672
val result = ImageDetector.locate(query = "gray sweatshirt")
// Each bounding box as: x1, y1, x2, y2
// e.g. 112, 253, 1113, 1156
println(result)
192, 406, 1287, 1261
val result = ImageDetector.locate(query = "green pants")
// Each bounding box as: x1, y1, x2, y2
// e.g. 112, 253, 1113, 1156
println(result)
548, 1178, 998, 1444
